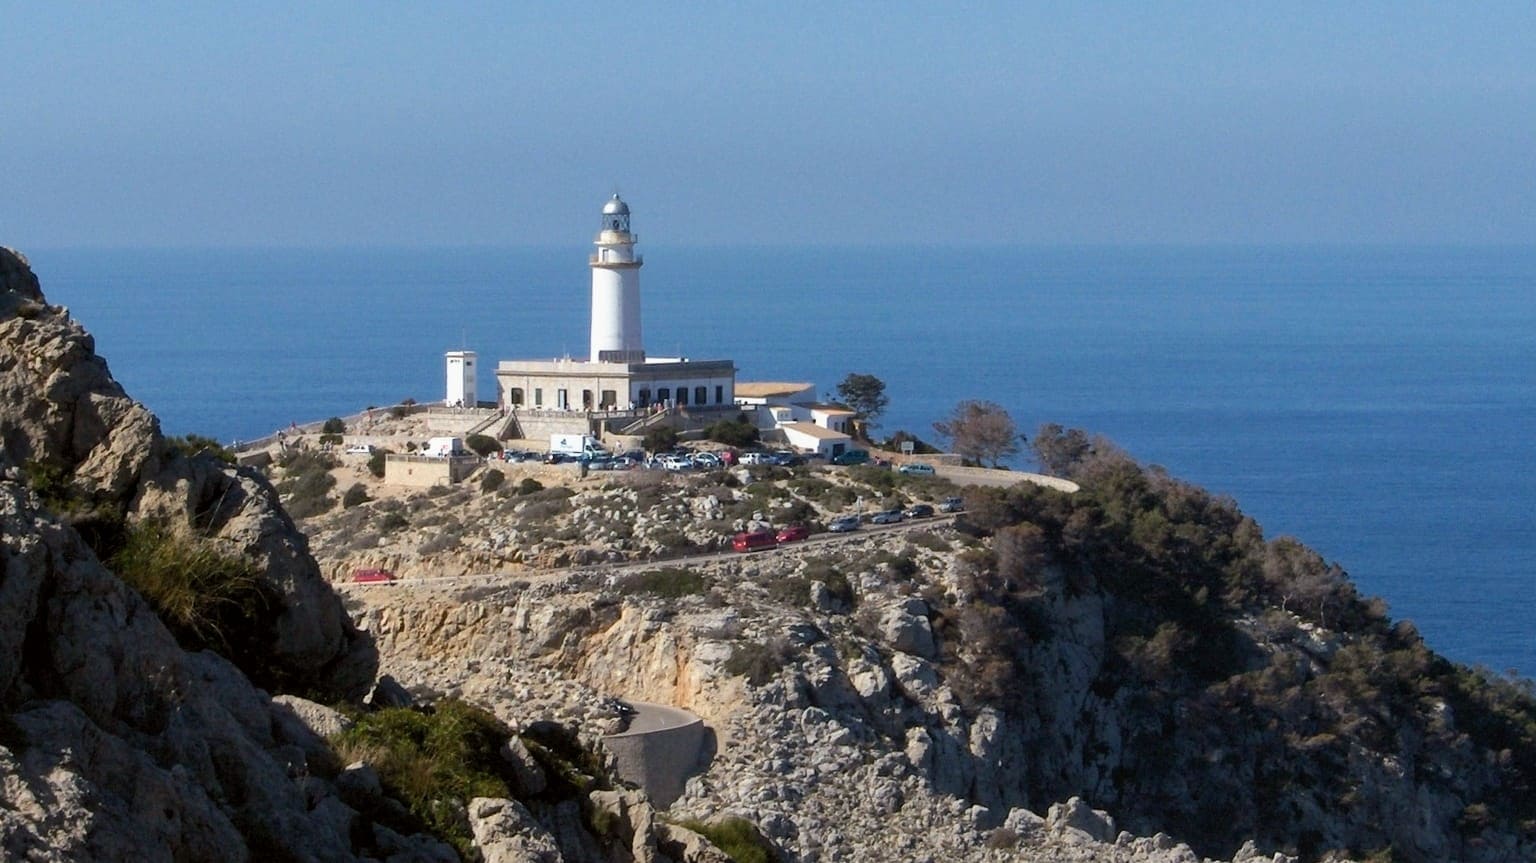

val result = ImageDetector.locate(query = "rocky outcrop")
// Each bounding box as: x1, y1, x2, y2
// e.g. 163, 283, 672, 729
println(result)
0, 482, 361, 861
0, 246, 373, 695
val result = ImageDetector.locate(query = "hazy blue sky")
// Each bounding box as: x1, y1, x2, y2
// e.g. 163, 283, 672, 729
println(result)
4, 3, 1533, 248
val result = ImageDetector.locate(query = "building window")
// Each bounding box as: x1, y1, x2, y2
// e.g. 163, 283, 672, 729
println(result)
582, 389, 593, 410
534, 388, 543, 407
694, 386, 707, 405
658, 387, 670, 404
601, 389, 617, 408
509, 387, 524, 406
557, 389, 569, 410
677, 387, 689, 406
715, 385, 723, 404
638, 388, 651, 407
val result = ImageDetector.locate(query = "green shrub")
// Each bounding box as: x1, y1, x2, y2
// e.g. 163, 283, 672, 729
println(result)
342, 483, 370, 508
909, 530, 951, 552
643, 426, 679, 453
165, 434, 237, 465
871, 549, 918, 580
724, 638, 796, 686
673, 817, 774, 863
378, 511, 410, 533
622, 568, 709, 598
321, 417, 347, 434
332, 700, 516, 857
480, 470, 506, 493
367, 449, 389, 478
705, 416, 759, 447
109, 520, 275, 665
465, 434, 500, 458
21, 459, 76, 514
517, 477, 545, 495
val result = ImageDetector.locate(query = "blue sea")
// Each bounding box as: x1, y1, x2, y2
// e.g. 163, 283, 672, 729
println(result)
26, 245, 1536, 678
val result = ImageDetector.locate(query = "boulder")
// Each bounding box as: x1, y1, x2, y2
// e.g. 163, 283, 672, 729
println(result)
878, 603, 936, 658
1046, 796, 1117, 844
467, 797, 562, 863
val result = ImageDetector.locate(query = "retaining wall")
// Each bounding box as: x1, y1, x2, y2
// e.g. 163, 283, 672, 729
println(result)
601, 701, 709, 808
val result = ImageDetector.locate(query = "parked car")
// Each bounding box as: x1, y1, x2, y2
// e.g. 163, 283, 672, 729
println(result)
660, 455, 693, 471
828, 515, 861, 533
831, 449, 871, 466
691, 451, 723, 468
898, 462, 935, 476
939, 496, 965, 513
351, 568, 395, 584
869, 508, 904, 525
739, 451, 770, 466
732, 530, 777, 553
905, 503, 935, 519
344, 444, 374, 455
775, 524, 811, 543
829, 509, 866, 531
767, 452, 804, 467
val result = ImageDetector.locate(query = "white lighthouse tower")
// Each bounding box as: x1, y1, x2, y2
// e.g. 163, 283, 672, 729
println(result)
589, 194, 645, 363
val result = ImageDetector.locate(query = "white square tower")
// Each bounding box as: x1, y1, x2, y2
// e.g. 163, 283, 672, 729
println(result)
445, 350, 477, 407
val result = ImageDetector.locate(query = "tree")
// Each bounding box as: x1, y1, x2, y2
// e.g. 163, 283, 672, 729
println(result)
465, 434, 500, 458
1031, 423, 1092, 476
835, 373, 888, 437
933, 400, 1022, 467
643, 427, 678, 453
706, 415, 759, 447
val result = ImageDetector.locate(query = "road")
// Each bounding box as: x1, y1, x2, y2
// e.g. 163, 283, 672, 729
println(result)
338, 512, 962, 595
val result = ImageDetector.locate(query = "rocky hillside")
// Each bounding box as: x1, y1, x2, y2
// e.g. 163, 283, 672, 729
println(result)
298, 432, 1536, 860
7, 244, 1536, 863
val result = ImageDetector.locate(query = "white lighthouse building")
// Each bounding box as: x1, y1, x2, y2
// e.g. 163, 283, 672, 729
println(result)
589, 194, 645, 363
492, 194, 736, 442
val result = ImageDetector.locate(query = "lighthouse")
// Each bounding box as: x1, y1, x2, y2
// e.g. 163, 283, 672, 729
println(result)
589, 194, 645, 363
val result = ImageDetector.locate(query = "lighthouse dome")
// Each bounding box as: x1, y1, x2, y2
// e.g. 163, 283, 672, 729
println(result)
602, 195, 630, 216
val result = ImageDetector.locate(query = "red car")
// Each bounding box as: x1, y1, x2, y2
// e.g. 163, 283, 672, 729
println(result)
775, 524, 811, 544
351, 568, 396, 583
732, 530, 777, 553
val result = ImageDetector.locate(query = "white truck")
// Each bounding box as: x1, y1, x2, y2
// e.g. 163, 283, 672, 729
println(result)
549, 433, 608, 459
423, 436, 466, 457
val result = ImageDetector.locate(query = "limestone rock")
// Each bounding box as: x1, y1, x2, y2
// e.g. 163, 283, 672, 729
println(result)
879, 601, 937, 658
500, 735, 548, 797
1046, 796, 1117, 844
468, 797, 562, 863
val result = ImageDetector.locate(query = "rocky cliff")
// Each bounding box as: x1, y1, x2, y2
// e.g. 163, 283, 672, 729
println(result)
323, 432, 1536, 862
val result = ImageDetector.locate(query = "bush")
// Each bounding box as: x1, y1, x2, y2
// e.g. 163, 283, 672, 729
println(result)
109, 520, 275, 667
672, 817, 773, 863
378, 511, 410, 533
332, 700, 517, 858
517, 477, 545, 495
342, 483, 370, 508
465, 434, 500, 458
724, 638, 796, 686
368, 449, 389, 478
480, 470, 506, 493
621, 568, 709, 598
643, 426, 679, 453
165, 434, 237, 465
705, 416, 759, 447
321, 417, 347, 434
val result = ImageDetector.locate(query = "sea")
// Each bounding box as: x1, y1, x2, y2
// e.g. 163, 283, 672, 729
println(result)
24, 244, 1536, 679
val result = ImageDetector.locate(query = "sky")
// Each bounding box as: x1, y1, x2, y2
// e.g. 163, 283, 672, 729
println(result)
3, 3, 1534, 248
